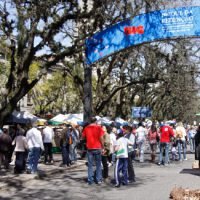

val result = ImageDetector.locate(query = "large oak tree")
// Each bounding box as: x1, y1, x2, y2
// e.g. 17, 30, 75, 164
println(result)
0, 0, 110, 126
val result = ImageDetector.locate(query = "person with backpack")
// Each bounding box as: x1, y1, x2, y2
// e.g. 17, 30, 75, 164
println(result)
175, 122, 187, 161
148, 124, 159, 163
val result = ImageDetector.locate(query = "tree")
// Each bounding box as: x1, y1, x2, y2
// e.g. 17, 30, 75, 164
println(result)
0, 0, 199, 126
31, 68, 83, 115
88, 39, 200, 120
0, 0, 111, 126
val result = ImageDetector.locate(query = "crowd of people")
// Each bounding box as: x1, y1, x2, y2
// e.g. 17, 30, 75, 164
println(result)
81, 118, 200, 187
0, 118, 200, 188
0, 121, 83, 174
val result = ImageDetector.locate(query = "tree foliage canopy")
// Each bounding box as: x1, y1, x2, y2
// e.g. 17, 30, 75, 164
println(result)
0, 0, 199, 125
0, 0, 107, 125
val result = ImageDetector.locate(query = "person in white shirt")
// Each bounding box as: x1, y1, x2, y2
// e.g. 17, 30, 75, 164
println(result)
12, 131, 28, 173
114, 131, 133, 187
124, 125, 136, 182
109, 127, 117, 164
26, 122, 44, 174
42, 123, 55, 164
135, 122, 148, 162
188, 125, 196, 153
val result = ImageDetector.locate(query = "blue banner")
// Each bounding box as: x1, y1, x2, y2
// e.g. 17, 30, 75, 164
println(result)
86, 6, 200, 64
132, 107, 152, 118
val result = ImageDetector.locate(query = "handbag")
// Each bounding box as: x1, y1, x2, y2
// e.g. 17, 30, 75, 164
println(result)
192, 160, 199, 169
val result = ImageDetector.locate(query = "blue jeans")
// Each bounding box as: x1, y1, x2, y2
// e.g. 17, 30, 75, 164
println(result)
87, 149, 102, 184
69, 143, 77, 161
137, 141, 145, 162
177, 140, 187, 160
61, 145, 70, 165
159, 143, 169, 164
27, 147, 41, 173
189, 138, 195, 152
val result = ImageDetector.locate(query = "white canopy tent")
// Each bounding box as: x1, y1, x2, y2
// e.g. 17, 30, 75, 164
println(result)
64, 113, 83, 125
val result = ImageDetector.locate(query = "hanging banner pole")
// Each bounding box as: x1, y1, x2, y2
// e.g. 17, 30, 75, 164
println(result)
83, 63, 92, 124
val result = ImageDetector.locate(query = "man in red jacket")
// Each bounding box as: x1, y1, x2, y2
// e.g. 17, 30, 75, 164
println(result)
158, 123, 174, 165
82, 117, 105, 185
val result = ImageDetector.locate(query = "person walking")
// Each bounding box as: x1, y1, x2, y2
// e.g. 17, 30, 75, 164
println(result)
82, 117, 105, 185
194, 125, 200, 169
124, 125, 136, 182
109, 127, 117, 165
60, 124, 72, 167
26, 122, 44, 174
188, 125, 196, 153
148, 124, 159, 163
68, 125, 79, 163
42, 123, 54, 164
135, 122, 148, 163
0, 128, 12, 169
12, 131, 28, 173
101, 126, 111, 181
9, 124, 24, 166
114, 130, 133, 187
158, 123, 174, 165
71, 124, 80, 162
175, 122, 187, 161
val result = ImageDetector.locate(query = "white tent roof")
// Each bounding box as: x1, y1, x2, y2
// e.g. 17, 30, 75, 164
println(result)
115, 117, 126, 124
49, 113, 84, 125
49, 114, 67, 123
64, 113, 83, 124
96, 116, 112, 125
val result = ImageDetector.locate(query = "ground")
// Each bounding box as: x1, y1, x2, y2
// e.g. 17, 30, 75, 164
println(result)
0, 153, 199, 200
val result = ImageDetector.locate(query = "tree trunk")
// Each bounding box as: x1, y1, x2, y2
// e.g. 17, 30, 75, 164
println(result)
0, 102, 17, 128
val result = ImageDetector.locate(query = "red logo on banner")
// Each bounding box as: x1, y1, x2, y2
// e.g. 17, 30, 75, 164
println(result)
124, 26, 144, 35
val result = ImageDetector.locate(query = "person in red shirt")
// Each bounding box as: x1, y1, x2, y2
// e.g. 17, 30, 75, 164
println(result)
148, 124, 159, 163
82, 117, 105, 185
158, 123, 174, 166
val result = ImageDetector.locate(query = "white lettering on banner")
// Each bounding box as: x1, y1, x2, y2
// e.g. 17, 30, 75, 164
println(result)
162, 17, 193, 24
161, 8, 194, 33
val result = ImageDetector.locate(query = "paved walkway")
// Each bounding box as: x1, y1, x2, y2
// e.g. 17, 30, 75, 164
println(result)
0, 153, 199, 200
0, 153, 86, 190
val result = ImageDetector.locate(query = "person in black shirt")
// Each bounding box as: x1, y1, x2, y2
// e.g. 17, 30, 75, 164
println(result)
194, 125, 200, 169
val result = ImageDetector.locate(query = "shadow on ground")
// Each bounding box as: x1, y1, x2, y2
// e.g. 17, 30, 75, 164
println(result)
0, 161, 158, 200
179, 168, 200, 177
